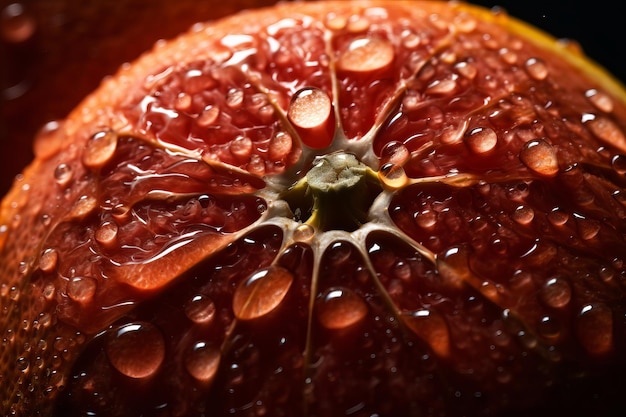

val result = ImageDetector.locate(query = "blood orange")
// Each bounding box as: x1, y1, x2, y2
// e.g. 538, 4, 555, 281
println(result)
2, 1, 626, 416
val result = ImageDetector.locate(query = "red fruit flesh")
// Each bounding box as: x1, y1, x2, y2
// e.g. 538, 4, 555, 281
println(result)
2, 2, 626, 416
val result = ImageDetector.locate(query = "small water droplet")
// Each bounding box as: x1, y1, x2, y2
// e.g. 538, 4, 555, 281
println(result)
1, 3, 35, 43
185, 341, 220, 382
538, 315, 561, 340
268, 131, 293, 161
586, 116, 626, 148
380, 141, 410, 166
378, 163, 407, 189
232, 265, 294, 320
519, 139, 559, 176
401, 29, 421, 49
465, 127, 498, 154
403, 309, 450, 357
293, 223, 315, 242
95, 220, 118, 247
229, 136, 252, 161
455, 61, 477, 79
67, 277, 97, 303
426, 76, 458, 95
184, 295, 216, 324
316, 287, 367, 329
453, 12, 477, 32
82, 129, 118, 169
511, 205, 534, 225
226, 88, 244, 109
540, 277, 571, 308
33, 121, 64, 159
197, 105, 220, 127
415, 209, 437, 229
585, 89, 613, 113
324, 12, 347, 30
611, 154, 626, 175
70, 195, 97, 219
346, 15, 370, 33
499, 48, 518, 65
577, 218, 600, 240
53, 163, 73, 186
547, 208, 569, 226
16, 356, 29, 373
106, 322, 165, 378
524, 57, 548, 80
39, 248, 58, 273
174, 92, 192, 111
338, 36, 394, 72
576, 303, 613, 355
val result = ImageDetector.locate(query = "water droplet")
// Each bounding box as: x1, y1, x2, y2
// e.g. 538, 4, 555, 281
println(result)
268, 131, 293, 161
453, 12, 477, 32
53, 163, 73, 186
524, 57, 548, 80
226, 88, 244, 109
586, 116, 626, 148
82, 129, 118, 169
380, 141, 410, 166
33, 121, 64, 159
585, 89, 613, 113
288, 87, 333, 149
577, 218, 600, 240
400, 29, 421, 49
184, 295, 216, 324
39, 248, 58, 273
346, 15, 370, 33
415, 209, 437, 229
185, 341, 220, 382
232, 266, 294, 320
197, 105, 220, 127
338, 37, 394, 73
327, 241, 352, 266
538, 315, 561, 340
393, 261, 411, 281
540, 277, 571, 309
511, 205, 534, 225
611, 154, 626, 175
519, 139, 559, 176
174, 92, 192, 111
378, 163, 407, 189
324, 12, 347, 30
455, 61, 477, 79
426, 76, 458, 95
547, 208, 569, 226
1, 3, 35, 43
293, 224, 315, 242
106, 322, 165, 378
229, 136, 252, 161
499, 48, 518, 65
316, 287, 367, 329
16, 356, 29, 373
67, 277, 97, 303
403, 309, 450, 357
465, 127, 497, 154
95, 220, 118, 247
576, 303, 613, 355
70, 195, 97, 220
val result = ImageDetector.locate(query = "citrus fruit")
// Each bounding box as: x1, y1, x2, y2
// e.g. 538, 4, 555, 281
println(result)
2, 1, 626, 416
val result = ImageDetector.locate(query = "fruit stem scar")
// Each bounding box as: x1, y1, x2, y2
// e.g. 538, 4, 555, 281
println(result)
281, 152, 381, 232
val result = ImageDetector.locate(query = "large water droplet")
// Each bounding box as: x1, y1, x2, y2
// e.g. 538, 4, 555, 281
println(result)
39, 248, 58, 273
402, 309, 450, 357
611, 154, 626, 175
185, 341, 220, 382
519, 139, 559, 176
1, 3, 35, 43
288, 87, 333, 149
53, 163, 73, 186
576, 303, 613, 355
338, 37, 394, 72
184, 295, 216, 324
95, 220, 119, 247
197, 105, 220, 127
316, 287, 367, 329
106, 322, 165, 378
232, 265, 294, 320
511, 205, 534, 225
293, 223, 315, 242
586, 116, 626, 148
82, 129, 118, 169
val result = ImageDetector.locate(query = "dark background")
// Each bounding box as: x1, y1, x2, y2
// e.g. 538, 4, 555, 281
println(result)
1, 0, 624, 196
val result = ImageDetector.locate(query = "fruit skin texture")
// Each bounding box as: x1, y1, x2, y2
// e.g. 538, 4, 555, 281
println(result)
2, 1, 626, 416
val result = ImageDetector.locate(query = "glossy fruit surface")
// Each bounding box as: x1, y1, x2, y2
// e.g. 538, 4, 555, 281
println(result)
2, 1, 626, 416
